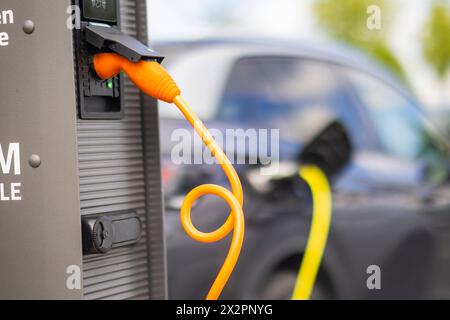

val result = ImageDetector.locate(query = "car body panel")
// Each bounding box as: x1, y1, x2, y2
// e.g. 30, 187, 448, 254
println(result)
157, 39, 448, 299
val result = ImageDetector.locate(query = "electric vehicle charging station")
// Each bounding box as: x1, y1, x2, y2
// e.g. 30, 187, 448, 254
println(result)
0, 0, 334, 302
0, 0, 167, 299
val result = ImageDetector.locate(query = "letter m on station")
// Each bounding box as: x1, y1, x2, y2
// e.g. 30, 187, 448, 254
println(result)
0, 143, 21, 175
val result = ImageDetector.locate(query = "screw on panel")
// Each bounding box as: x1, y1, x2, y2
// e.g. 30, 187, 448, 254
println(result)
23, 20, 35, 34
29, 154, 41, 168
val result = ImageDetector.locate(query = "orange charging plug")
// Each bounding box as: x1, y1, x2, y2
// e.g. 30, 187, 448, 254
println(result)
93, 53, 245, 300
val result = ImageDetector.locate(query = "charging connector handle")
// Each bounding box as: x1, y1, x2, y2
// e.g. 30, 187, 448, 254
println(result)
93, 53, 245, 300
93, 53, 180, 102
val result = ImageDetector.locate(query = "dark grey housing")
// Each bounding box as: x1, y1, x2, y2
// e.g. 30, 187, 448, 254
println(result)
0, 0, 166, 299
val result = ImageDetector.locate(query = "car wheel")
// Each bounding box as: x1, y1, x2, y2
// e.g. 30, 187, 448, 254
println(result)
258, 269, 332, 300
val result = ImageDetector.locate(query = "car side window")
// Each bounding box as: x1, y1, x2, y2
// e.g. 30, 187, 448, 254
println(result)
346, 69, 449, 183
218, 58, 275, 123
218, 57, 367, 146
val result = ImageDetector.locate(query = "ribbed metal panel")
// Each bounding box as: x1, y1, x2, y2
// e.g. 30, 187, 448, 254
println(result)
77, 0, 164, 300
134, 0, 168, 299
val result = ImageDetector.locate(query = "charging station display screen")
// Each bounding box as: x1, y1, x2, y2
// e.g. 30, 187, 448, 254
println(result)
82, 0, 117, 23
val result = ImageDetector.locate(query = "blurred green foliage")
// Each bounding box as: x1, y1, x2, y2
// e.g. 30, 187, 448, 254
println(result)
313, 0, 406, 81
422, 2, 450, 80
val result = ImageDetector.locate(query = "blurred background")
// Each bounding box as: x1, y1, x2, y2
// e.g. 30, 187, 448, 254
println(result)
147, 0, 450, 112
144, 0, 450, 299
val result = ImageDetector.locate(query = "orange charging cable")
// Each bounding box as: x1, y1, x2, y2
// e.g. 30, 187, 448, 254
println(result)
93, 53, 245, 300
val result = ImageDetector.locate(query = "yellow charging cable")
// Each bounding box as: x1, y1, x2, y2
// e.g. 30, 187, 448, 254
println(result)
93, 53, 244, 300
292, 165, 332, 300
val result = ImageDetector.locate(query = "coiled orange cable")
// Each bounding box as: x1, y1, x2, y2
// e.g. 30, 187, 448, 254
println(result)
93, 53, 245, 300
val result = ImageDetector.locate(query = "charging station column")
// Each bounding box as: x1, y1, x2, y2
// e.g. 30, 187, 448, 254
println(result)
0, 0, 166, 299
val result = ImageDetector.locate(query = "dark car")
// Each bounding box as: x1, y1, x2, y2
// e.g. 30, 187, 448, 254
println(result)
157, 39, 450, 299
